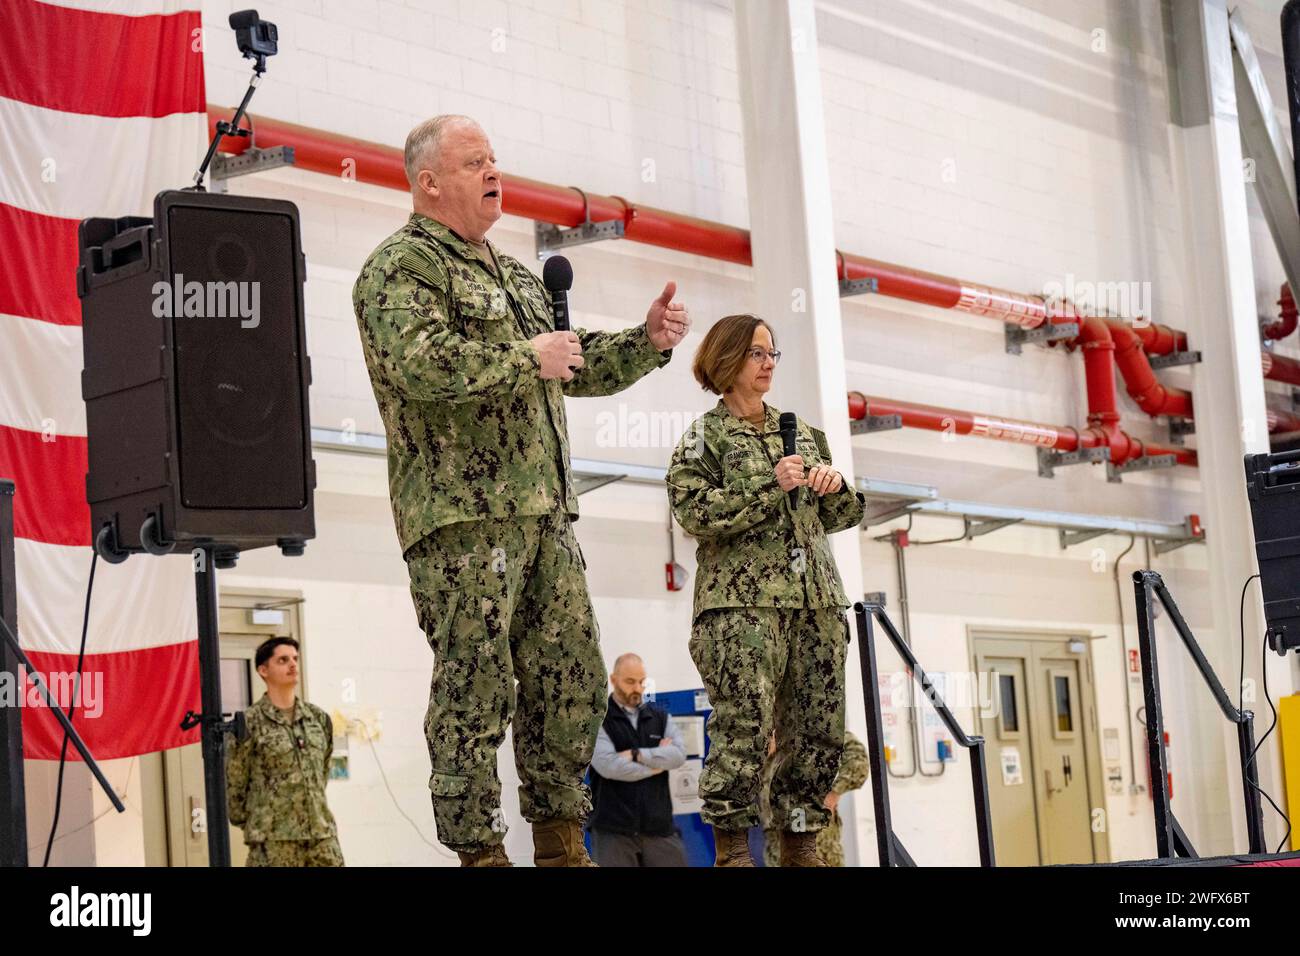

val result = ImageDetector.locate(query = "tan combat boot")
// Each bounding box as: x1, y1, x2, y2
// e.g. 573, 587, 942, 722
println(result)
712, 828, 756, 867
531, 819, 598, 867
456, 844, 512, 867
779, 831, 828, 867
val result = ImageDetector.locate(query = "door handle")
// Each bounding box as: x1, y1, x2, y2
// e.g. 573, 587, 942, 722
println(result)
1045, 769, 1062, 796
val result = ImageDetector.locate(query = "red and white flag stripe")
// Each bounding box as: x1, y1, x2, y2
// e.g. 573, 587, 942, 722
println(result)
2, 0, 207, 759
0, 98, 205, 219
0, 0, 205, 118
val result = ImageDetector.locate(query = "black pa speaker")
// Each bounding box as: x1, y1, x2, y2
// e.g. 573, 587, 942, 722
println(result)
1245, 449, 1300, 654
77, 189, 315, 567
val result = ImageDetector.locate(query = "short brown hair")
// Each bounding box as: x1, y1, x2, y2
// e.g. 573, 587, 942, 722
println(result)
692, 314, 773, 394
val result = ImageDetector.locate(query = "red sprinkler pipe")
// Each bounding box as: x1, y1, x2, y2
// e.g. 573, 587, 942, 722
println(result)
1117, 319, 1186, 355
1262, 351, 1300, 385
210, 109, 754, 264
225, 113, 411, 192
849, 392, 1080, 448
1078, 318, 1120, 427
504, 177, 753, 264
1267, 406, 1300, 433
1074, 319, 1191, 446
1107, 321, 1193, 418
847, 392, 1197, 468
1048, 300, 1187, 355
838, 251, 1051, 326
1263, 283, 1297, 341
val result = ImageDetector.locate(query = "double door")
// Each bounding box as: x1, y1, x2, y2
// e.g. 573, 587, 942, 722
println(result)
972, 634, 1105, 866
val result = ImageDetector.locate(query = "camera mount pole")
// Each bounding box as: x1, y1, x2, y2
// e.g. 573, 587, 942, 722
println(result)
191, 66, 264, 192
192, 10, 279, 191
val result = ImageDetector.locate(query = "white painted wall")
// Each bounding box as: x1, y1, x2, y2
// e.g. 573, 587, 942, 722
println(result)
56, 0, 1297, 865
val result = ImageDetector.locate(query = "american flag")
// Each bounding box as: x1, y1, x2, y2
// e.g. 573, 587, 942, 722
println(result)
0, 0, 209, 759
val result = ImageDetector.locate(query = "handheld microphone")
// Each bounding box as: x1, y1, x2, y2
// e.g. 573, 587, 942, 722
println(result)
779, 412, 799, 503
542, 255, 573, 332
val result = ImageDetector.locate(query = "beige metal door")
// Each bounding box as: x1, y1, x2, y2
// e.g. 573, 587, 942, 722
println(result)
160, 592, 301, 866
973, 645, 1040, 865
973, 633, 1103, 866
1031, 647, 1093, 864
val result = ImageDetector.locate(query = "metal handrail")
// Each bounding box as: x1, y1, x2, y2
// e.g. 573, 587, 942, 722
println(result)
1131, 570, 1267, 858
854, 602, 996, 866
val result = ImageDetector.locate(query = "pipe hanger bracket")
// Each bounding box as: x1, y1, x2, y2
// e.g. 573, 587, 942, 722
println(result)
839, 277, 879, 298
535, 187, 626, 256
850, 413, 903, 435
210, 144, 295, 184
1005, 321, 1078, 355
1107, 453, 1177, 483
1148, 349, 1202, 370
1037, 445, 1109, 478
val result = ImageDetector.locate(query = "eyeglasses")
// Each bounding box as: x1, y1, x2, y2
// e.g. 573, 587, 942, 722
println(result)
746, 348, 782, 365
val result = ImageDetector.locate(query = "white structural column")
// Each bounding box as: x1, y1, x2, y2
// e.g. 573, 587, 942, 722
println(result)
1168, 0, 1293, 854
734, 0, 869, 864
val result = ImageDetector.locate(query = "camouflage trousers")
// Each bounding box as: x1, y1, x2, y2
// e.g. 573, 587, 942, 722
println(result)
406, 509, 605, 853
690, 606, 847, 831
762, 810, 846, 866
245, 837, 344, 867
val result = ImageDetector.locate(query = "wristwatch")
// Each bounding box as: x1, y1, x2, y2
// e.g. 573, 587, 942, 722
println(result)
630, 748, 641, 764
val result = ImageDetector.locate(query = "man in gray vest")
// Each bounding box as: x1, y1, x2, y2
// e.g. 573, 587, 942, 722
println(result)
588, 653, 687, 866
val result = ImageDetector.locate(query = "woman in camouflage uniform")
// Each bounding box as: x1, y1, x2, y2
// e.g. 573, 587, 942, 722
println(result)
667, 314, 866, 866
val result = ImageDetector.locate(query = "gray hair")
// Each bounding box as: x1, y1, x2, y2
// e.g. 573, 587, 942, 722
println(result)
403, 114, 474, 189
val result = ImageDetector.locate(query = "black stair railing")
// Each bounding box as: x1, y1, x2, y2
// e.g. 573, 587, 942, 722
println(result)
1131, 571, 1267, 858
854, 602, 996, 867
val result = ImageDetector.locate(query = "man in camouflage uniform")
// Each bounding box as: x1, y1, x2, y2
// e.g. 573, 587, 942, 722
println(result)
226, 637, 343, 867
353, 115, 689, 866
761, 730, 869, 866
667, 314, 865, 866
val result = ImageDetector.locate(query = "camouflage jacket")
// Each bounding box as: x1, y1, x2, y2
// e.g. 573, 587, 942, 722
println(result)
667, 401, 866, 620
354, 214, 672, 554
226, 694, 337, 844
830, 729, 870, 795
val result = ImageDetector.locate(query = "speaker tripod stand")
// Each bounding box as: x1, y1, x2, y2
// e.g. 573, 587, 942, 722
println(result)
93, 526, 249, 867
179, 546, 247, 867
